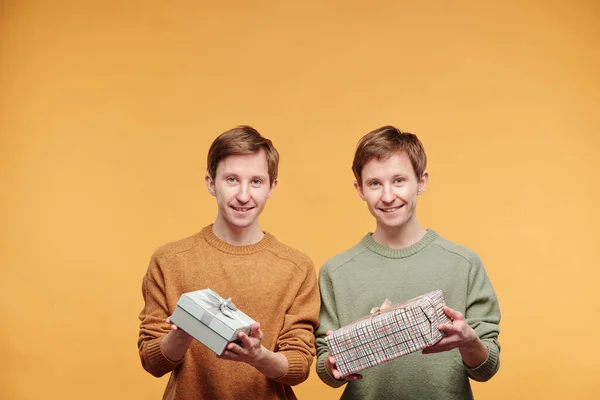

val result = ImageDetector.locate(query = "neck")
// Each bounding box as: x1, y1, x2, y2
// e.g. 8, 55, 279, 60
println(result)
372, 219, 426, 249
212, 216, 264, 246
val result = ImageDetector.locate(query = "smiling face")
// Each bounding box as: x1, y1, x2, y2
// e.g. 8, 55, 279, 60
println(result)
206, 149, 276, 238
355, 151, 428, 236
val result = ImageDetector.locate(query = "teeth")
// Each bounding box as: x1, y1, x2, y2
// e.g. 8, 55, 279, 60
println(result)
381, 207, 400, 212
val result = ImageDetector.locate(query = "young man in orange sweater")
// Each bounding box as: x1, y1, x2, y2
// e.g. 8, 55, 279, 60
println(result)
138, 126, 320, 400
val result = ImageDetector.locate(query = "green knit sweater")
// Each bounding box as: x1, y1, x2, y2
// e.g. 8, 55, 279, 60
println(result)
315, 230, 500, 400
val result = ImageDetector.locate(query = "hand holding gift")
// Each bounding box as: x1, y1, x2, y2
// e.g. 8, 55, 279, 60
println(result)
219, 322, 264, 362
159, 316, 194, 362
325, 331, 362, 381
219, 322, 289, 379
422, 306, 489, 368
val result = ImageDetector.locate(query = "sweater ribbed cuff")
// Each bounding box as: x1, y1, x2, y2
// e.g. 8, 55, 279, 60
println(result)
272, 351, 309, 386
143, 339, 182, 377
316, 353, 347, 388
465, 342, 500, 382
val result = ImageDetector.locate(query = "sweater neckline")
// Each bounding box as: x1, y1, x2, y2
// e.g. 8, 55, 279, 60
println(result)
362, 229, 438, 259
201, 225, 276, 255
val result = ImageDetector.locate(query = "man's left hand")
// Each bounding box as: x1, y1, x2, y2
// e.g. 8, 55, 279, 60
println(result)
219, 322, 265, 365
422, 306, 488, 367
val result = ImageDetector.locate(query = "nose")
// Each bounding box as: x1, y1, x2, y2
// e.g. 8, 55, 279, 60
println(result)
236, 182, 250, 203
381, 184, 395, 203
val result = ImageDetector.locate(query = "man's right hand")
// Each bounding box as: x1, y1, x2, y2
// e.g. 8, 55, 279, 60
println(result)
325, 330, 362, 381
160, 317, 194, 362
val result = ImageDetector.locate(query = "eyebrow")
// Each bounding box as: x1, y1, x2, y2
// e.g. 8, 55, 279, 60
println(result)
221, 173, 268, 180
363, 177, 380, 184
364, 174, 409, 183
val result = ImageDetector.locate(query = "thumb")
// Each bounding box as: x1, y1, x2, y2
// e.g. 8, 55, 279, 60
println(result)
443, 306, 464, 321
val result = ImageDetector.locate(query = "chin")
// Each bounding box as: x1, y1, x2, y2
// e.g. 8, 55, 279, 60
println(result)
228, 219, 255, 228
231, 215, 261, 227
377, 217, 407, 229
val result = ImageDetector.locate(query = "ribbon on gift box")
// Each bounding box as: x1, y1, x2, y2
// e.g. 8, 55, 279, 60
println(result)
204, 291, 238, 318
369, 294, 434, 316
370, 299, 392, 314
369, 295, 440, 341
193, 290, 245, 327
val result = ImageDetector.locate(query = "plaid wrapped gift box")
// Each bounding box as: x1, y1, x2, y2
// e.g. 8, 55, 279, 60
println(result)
326, 289, 452, 377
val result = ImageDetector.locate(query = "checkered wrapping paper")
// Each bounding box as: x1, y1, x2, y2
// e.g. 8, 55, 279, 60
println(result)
326, 290, 452, 377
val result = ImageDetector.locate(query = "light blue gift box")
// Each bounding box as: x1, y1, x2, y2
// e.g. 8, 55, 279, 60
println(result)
170, 288, 255, 355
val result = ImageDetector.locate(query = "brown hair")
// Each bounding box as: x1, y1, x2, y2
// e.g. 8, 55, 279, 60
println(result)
207, 125, 279, 185
352, 125, 427, 186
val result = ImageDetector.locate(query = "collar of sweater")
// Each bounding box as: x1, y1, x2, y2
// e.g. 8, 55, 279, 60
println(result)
201, 225, 277, 255
361, 229, 438, 259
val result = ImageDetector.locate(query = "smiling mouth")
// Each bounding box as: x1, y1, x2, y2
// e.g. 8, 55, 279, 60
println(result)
379, 205, 404, 213
232, 206, 254, 212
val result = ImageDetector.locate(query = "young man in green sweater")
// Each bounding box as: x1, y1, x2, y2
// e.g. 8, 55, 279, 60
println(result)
315, 126, 501, 399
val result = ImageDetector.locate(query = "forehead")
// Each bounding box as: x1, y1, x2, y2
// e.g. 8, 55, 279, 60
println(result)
361, 152, 416, 180
215, 150, 269, 177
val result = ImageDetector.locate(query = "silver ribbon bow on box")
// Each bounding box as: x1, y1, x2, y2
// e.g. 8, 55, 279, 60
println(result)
191, 289, 246, 327
204, 291, 238, 319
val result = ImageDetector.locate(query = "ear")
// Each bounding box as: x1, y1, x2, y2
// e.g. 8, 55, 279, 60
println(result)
267, 178, 278, 198
354, 181, 366, 200
205, 174, 216, 197
417, 171, 429, 195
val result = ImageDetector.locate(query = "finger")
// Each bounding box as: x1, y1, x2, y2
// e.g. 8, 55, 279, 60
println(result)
166, 317, 176, 330
219, 350, 240, 361
443, 306, 464, 321
423, 338, 458, 353
423, 344, 453, 354
327, 355, 341, 380
434, 336, 459, 348
437, 323, 460, 336
238, 332, 257, 349
346, 374, 362, 381
326, 330, 334, 336
422, 341, 439, 353
332, 369, 341, 380
250, 323, 263, 340
227, 342, 245, 355
423, 344, 448, 354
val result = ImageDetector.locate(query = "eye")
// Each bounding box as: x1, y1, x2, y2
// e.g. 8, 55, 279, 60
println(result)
395, 177, 404, 184
369, 181, 380, 188
251, 179, 262, 186
226, 176, 237, 183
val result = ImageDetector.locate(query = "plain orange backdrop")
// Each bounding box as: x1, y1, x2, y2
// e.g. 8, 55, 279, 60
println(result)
1, 1, 599, 399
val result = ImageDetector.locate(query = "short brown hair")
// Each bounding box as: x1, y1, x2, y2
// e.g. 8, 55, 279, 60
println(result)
207, 125, 279, 185
352, 125, 427, 186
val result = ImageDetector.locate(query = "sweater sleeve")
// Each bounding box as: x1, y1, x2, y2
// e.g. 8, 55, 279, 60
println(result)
315, 264, 347, 388
464, 256, 501, 382
137, 253, 183, 377
270, 258, 321, 386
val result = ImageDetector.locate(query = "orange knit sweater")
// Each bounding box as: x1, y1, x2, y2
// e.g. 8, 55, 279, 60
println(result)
138, 225, 320, 400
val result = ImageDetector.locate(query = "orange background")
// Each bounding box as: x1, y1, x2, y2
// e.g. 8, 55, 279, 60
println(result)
1, 1, 599, 399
